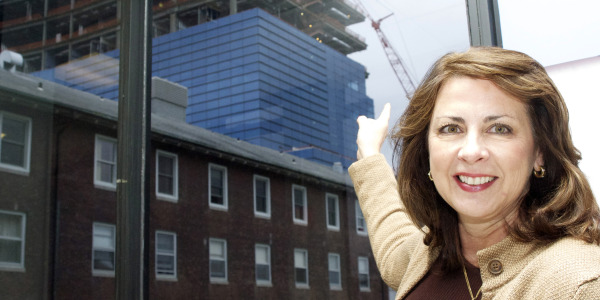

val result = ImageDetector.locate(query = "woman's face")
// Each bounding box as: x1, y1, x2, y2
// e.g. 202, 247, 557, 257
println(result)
427, 77, 543, 224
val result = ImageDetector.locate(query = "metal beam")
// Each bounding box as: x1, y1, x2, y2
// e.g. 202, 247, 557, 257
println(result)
116, 0, 152, 299
465, 0, 503, 47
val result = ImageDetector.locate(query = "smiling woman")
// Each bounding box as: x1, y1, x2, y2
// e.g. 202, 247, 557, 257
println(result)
350, 47, 600, 300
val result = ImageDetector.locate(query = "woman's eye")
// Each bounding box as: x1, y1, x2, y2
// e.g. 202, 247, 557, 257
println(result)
441, 125, 461, 133
490, 124, 511, 134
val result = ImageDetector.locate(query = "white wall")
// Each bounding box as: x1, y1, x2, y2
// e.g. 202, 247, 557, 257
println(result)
545, 56, 600, 200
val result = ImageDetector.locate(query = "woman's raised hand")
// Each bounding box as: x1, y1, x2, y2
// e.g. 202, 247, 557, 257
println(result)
356, 103, 391, 160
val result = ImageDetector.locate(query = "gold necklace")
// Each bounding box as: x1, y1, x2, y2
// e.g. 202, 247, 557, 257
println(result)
462, 264, 482, 300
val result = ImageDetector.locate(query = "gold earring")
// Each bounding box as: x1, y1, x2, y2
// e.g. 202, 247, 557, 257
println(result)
533, 166, 546, 178
428, 171, 433, 181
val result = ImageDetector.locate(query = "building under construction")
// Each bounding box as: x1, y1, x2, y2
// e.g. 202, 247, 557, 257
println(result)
1, 0, 367, 73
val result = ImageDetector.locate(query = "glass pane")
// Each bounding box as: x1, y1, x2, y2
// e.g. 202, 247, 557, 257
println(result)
158, 155, 174, 175
359, 274, 369, 288
93, 250, 114, 271
157, 234, 174, 252
328, 255, 339, 270
98, 162, 114, 183
256, 264, 270, 281
295, 268, 307, 284
0, 214, 22, 237
158, 174, 174, 195
157, 254, 174, 275
294, 251, 306, 267
210, 240, 224, 256
99, 140, 115, 162
0, 142, 25, 166
2, 117, 27, 143
329, 271, 340, 285
0, 240, 21, 263
210, 260, 226, 278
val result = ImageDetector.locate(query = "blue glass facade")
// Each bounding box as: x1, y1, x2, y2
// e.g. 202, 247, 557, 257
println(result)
34, 8, 373, 169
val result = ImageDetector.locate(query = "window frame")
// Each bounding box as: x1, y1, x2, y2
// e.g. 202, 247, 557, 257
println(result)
155, 230, 177, 280
358, 256, 370, 291
208, 163, 228, 210
255, 243, 272, 286
0, 210, 26, 270
155, 150, 179, 202
328, 253, 342, 290
326, 193, 340, 231
92, 222, 116, 276
294, 248, 309, 288
292, 185, 307, 225
209, 238, 228, 283
355, 200, 367, 235
0, 111, 32, 176
253, 175, 271, 219
94, 134, 117, 190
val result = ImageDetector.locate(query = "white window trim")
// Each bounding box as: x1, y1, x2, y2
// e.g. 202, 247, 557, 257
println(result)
155, 230, 177, 280
92, 222, 115, 277
326, 193, 340, 231
358, 256, 370, 292
255, 243, 272, 286
155, 150, 178, 202
0, 210, 26, 271
93, 134, 117, 190
355, 200, 367, 236
209, 238, 228, 284
292, 185, 307, 226
294, 248, 309, 288
253, 175, 271, 219
0, 112, 32, 176
328, 253, 342, 290
208, 164, 228, 210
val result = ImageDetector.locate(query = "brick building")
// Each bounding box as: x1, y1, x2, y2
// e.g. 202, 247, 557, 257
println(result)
0, 70, 387, 299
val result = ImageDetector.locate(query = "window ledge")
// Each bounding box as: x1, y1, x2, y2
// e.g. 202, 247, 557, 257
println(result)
157, 194, 178, 203
210, 278, 229, 285
256, 282, 272, 287
0, 165, 29, 176
92, 270, 115, 277
293, 219, 308, 226
360, 288, 371, 292
94, 182, 117, 192
330, 286, 343, 291
156, 275, 178, 281
295, 284, 310, 289
0, 265, 25, 272
209, 204, 228, 211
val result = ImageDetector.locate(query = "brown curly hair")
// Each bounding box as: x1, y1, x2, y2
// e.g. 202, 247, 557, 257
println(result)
392, 47, 600, 273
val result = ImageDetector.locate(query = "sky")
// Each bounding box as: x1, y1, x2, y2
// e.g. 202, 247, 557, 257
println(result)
346, 0, 600, 194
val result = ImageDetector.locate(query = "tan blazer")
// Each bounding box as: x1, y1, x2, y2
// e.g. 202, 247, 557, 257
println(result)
349, 154, 600, 299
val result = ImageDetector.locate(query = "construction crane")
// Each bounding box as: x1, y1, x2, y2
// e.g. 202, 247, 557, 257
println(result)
349, 1, 416, 97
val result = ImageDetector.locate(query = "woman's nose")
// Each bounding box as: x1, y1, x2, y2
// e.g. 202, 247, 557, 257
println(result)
457, 132, 489, 163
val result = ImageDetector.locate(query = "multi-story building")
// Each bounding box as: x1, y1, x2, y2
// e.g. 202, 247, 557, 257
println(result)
0, 69, 386, 299
32, 8, 373, 169
1, 0, 366, 72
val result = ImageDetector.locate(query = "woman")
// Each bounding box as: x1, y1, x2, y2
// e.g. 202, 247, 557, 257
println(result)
350, 47, 600, 299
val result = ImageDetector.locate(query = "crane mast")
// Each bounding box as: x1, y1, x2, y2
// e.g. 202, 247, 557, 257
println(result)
350, 1, 416, 97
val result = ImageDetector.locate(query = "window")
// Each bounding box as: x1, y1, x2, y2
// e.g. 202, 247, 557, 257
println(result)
155, 231, 177, 279
0, 112, 31, 175
292, 185, 307, 225
326, 193, 340, 231
358, 256, 370, 291
209, 238, 227, 283
92, 223, 115, 275
294, 248, 309, 287
328, 253, 342, 290
156, 150, 178, 201
255, 244, 271, 285
94, 135, 117, 189
356, 200, 367, 235
253, 175, 271, 218
0, 210, 26, 269
209, 164, 228, 210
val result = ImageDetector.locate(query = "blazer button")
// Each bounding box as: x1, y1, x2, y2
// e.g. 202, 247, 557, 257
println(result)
488, 259, 503, 275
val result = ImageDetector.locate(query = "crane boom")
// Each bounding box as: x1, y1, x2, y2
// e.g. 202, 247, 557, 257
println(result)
350, 1, 416, 97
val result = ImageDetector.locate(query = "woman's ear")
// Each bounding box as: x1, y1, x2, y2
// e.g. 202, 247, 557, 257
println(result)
534, 150, 544, 170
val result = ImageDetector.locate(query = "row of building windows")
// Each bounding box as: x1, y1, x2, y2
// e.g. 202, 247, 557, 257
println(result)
0, 212, 369, 291
92, 134, 367, 233
0, 111, 365, 233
